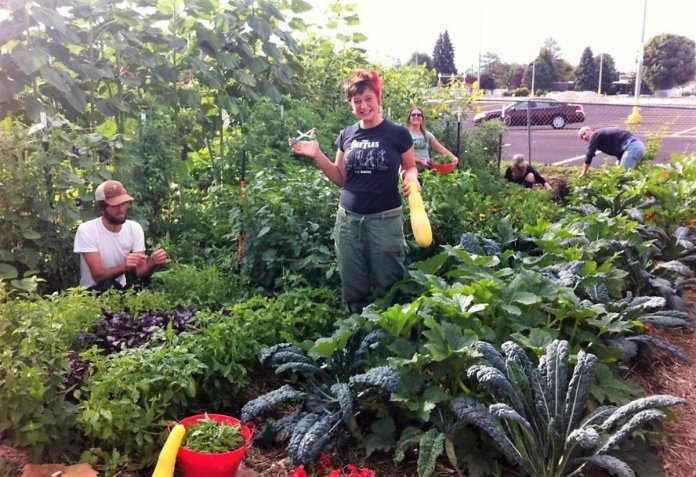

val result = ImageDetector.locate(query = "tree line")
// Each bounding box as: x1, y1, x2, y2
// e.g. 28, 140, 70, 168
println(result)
408, 31, 696, 94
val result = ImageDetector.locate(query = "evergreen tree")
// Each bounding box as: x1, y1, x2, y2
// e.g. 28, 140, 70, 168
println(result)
432, 31, 457, 77
406, 52, 433, 71
595, 53, 619, 94
574, 47, 597, 91
643, 33, 696, 90
523, 50, 558, 93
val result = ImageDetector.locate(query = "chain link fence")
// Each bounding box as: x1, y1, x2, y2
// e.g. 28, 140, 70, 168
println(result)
437, 97, 696, 169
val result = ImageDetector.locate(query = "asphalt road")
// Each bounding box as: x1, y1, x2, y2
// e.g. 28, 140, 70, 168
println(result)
467, 102, 696, 167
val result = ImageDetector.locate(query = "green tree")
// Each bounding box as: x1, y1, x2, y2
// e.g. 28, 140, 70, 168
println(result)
0, 0, 305, 132
543, 37, 574, 82
523, 50, 559, 92
406, 52, 433, 71
574, 47, 597, 91
432, 31, 457, 76
595, 53, 619, 95
643, 33, 696, 90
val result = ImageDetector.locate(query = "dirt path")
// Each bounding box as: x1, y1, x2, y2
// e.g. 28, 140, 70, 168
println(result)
633, 288, 696, 477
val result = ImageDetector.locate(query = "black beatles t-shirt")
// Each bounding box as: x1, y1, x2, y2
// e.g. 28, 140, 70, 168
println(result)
335, 119, 413, 215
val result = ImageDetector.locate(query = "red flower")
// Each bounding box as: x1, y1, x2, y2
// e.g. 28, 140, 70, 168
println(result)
290, 465, 308, 477
317, 452, 333, 474
346, 464, 376, 477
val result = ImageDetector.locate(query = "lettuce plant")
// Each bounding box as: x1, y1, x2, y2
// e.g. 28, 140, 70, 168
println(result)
452, 340, 684, 477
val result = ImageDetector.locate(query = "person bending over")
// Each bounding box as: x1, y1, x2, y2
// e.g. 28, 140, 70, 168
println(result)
578, 126, 645, 178
74, 180, 168, 292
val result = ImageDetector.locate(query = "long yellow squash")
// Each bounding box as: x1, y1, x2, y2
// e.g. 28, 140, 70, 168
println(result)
407, 180, 433, 248
152, 424, 186, 477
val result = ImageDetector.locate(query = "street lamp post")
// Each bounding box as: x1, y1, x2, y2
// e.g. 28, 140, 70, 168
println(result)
597, 53, 604, 95
627, 0, 647, 124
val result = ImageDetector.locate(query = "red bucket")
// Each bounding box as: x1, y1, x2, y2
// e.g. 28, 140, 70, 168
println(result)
431, 161, 457, 174
176, 414, 254, 477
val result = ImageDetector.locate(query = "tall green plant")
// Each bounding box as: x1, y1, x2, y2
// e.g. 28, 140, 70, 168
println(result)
453, 340, 684, 477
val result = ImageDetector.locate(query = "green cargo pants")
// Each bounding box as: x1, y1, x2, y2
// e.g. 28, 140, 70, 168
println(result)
334, 206, 407, 314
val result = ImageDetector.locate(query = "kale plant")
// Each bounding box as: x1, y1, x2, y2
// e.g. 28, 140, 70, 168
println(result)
600, 294, 694, 364
241, 328, 399, 467
641, 225, 696, 310
452, 340, 684, 477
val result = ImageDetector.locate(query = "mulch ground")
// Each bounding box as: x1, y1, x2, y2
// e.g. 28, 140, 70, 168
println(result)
631, 288, 696, 477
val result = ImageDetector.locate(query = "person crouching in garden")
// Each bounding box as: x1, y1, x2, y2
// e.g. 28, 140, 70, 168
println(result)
504, 153, 552, 190
291, 70, 419, 314
74, 180, 168, 292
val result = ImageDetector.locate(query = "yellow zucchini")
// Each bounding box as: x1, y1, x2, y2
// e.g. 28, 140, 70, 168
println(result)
407, 180, 433, 248
152, 424, 186, 477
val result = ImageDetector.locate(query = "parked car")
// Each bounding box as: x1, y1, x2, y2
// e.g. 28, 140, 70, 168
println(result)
473, 99, 585, 129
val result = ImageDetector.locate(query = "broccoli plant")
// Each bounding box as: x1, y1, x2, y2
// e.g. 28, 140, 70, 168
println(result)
452, 340, 685, 477
241, 327, 399, 467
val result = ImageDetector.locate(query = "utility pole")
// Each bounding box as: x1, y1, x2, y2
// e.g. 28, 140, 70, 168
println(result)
597, 53, 604, 95
477, 11, 482, 87
627, 0, 647, 124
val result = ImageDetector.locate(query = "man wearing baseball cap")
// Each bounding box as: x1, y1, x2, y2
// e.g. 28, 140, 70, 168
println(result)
73, 180, 168, 291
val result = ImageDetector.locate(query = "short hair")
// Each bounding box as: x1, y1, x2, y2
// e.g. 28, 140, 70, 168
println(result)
578, 126, 592, 138
343, 70, 382, 102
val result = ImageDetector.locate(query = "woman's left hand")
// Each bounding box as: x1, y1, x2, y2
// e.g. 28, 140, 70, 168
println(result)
402, 177, 420, 197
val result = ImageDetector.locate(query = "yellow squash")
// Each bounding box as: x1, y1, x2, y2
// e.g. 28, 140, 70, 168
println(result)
152, 424, 186, 477
407, 180, 433, 248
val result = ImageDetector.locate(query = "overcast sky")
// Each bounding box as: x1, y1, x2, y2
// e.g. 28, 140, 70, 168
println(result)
307, 0, 696, 73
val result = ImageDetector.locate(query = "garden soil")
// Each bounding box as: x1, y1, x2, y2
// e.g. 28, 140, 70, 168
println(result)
2, 291, 695, 477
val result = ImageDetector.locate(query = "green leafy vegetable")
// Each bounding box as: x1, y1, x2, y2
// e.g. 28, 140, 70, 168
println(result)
182, 416, 244, 453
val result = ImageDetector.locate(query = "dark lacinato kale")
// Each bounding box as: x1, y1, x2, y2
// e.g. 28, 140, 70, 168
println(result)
78, 309, 195, 354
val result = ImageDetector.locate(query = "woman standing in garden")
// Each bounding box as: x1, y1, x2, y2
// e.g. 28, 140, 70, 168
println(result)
291, 70, 419, 314
407, 106, 458, 175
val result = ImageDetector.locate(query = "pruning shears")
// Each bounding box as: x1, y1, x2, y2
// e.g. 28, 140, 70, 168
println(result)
288, 128, 316, 147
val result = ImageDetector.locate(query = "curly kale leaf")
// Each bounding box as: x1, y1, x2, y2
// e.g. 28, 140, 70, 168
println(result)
569, 455, 635, 477
241, 384, 305, 422
330, 383, 353, 425
459, 232, 501, 256
260, 343, 305, 366
349, 365, 400, 393
626, 335, 691, 364
289, 413, 339, 467
540, 261, 584, 288
451, 396, 530, 473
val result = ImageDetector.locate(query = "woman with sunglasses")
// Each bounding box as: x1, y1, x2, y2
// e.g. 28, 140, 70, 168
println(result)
407, 106, 459, 174
291, 70, 419, 314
